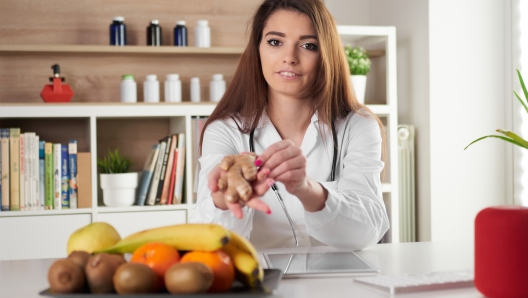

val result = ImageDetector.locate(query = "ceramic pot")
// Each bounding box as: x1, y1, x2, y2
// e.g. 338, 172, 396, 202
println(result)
350, 75, 367, 104
100, 172, 138, 207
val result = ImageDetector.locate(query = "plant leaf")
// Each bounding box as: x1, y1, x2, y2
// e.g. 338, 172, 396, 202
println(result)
514, 91, 528, 114
518, 69, 528, 108
464, 135, 528, 150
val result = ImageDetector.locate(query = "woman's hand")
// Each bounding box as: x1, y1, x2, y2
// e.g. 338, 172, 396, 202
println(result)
207, 158, 273, 219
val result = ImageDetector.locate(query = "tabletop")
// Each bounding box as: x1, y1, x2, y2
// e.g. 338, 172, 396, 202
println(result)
0, 241, 483, 298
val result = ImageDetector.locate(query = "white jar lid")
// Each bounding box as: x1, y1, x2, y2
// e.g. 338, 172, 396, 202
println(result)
146, 74, 157, 81
114, 16, 125, 22
167, 74, 180, 81
191, 77, 200, 83
196, 20, 209, 27
212, 74, 223, 81
176, 20, 186, 26
151, 19, 159, 25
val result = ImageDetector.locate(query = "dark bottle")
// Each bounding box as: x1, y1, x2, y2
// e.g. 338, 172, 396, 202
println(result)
109, 16, 126, 46
147, 19, 162, 46
173, 21, 188, 47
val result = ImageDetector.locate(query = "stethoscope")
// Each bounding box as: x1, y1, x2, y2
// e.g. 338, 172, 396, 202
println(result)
248, 122, 338, 249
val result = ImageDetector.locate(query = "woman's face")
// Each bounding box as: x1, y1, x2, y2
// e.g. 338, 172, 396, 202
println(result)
259, 9, 320, 99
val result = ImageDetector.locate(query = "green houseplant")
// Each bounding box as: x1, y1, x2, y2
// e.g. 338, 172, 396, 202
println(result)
98, 149, 137, 207
344, 46, 371, 104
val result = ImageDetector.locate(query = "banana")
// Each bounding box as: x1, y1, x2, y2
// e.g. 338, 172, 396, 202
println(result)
95, 224, 230, 254
222, 231, 264, 288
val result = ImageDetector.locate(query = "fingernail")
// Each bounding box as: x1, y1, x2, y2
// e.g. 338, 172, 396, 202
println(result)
266, 179, 275, 187
263, 169, 270, 177
255, 159, 262, 167
266, 209, 272, 215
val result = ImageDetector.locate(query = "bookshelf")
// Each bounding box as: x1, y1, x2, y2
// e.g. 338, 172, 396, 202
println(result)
0, 25, 399, 260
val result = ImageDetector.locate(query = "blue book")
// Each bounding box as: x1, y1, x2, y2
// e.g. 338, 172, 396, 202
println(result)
0, 128, 9, 211
39, 141, 45, 210
61, 144, 69, 209
68, 140, 78, 209
137, 144, 161, 205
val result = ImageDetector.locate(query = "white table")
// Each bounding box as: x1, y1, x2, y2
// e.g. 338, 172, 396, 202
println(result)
0, 242, 483, 298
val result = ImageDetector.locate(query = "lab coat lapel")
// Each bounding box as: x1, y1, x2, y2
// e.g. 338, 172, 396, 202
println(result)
300, 113, 319, 156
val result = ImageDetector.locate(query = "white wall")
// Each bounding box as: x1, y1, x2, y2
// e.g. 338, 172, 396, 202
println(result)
429, 0, 508, 241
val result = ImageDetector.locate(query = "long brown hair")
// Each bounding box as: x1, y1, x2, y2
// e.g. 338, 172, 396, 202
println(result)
200, 0, 386, 176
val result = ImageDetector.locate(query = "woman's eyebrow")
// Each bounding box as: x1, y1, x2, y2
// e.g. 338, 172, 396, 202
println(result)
264, 31, 318, 40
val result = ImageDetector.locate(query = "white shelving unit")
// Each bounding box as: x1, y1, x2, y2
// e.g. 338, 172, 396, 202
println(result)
0, 26, 398, 260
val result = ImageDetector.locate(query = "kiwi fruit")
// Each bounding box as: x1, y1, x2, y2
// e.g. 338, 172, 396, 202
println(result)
47, 259, 86, 293
67, 251, 91, 269
113, 263, 157, 294
165, 262, 214, 294
85, 253, 123, 293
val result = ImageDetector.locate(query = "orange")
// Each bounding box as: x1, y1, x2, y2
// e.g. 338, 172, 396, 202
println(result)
130, 242, 180, 291
180, 250, 235, 293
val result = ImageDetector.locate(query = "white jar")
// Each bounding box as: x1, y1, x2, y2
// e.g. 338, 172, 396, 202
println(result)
190, 77, 201, 102
120, 74, 137, 103
164, 74, 182, 102
195, 20, 211, 48
143, 74, 160, 103
209, 74, 226, 102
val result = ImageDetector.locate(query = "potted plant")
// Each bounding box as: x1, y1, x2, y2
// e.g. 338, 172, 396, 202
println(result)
465, 70, 528, 297
345, 45, 371, 104
98, 149, 137, 207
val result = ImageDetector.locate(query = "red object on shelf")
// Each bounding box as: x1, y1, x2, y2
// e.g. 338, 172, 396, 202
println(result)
40, 64, 74, 103
474, 206, 528, 297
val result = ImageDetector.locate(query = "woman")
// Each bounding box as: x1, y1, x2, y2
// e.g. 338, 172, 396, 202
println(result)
190, 0, 389, 251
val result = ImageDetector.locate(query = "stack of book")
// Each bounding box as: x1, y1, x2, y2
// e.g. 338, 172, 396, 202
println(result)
0, 128, 79, 211
137, 133, 186, 206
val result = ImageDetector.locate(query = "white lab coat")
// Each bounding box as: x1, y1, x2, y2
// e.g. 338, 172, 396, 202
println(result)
190, 109, 389, 251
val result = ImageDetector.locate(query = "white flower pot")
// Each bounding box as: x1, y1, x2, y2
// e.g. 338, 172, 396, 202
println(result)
350, 75, 367, 104
100, 172, 138, 207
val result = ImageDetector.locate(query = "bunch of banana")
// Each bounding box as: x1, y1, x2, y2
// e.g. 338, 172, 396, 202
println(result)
95, 224, 230, 254
220, 230, 264, 288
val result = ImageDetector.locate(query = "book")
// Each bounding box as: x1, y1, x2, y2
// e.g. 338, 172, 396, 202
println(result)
160, 134, 178, 205
24, 133, 32, 210
53, 143, 61, 210
44, 142, 53, 209
146, 140, 167, 206
19, 133, 25, 211
173, 133, 186, 204
167, 148, 178, 205
9, 128, 20, 211
77, 152, 91, 208
39, 141, 45, 210
154, 136, 172, 205
61, 144, 69, 209
136, 144, 160, 206
68, 140, 78, 209
0, 129, 9, 211
32, 134, 40, 210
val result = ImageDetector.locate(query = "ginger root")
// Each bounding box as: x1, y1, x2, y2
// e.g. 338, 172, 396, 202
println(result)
217, 153, 258, 203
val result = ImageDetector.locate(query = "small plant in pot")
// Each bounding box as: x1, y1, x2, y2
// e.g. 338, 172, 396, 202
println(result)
344, 45, 371, 104
98, 149, 137, 207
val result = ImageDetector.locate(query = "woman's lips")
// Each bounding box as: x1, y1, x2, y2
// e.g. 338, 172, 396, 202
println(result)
277, 71, 301, 80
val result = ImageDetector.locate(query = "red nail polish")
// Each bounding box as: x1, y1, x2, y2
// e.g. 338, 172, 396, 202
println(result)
255, 159, 262, 166
266, 209, 272, 215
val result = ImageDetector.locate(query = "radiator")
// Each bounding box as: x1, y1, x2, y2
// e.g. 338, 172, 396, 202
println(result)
398, 125, 416, 242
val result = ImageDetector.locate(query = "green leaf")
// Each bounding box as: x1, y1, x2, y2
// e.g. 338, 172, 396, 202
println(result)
514, 91, 528, 114
518, 69, 528, 108
465, 135, 528, 150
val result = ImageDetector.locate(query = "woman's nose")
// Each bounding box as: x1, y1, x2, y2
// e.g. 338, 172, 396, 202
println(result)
282, 46, 298, 65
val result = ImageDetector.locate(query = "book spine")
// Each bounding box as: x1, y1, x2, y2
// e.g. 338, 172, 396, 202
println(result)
19, 133, 25, 211
44, 142, 53, 209
167, 150, 178, 205
76, 152, 92, 208
39, 141, 45, 210
173, 133, 186, 204
61, 144, 69, 209
25, 133, 32, 210
68, 140, 78, 209
0, 129, 9, 211
53, 143, 61, 210
146, 141, 167, 205
160, 135, 177, 205
33, 134, 40, 210
9, 128, 20, 211
155, 136, 172, 205
136, 144, 160, 206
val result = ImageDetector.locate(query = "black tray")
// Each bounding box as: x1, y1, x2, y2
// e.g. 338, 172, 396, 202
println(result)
40, 269, 282, 297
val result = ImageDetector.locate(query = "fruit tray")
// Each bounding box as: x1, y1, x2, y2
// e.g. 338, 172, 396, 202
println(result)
39, 269, 282, 297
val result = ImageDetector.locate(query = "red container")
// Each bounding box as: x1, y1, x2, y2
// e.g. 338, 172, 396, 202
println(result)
40, 64, 74, 103
475, 206, 528, 297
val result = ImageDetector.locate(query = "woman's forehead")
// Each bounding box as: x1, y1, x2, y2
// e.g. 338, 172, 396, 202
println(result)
262, 9, 317, 38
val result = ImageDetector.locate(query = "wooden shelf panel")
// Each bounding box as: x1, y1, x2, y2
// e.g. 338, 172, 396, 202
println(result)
0, 45, 245, 55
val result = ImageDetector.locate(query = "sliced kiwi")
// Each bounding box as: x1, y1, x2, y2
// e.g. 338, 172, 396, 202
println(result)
165, 262, 214, 294
85, 253, 123, 293
113, 263, 157, 294
47, 259, 86, 293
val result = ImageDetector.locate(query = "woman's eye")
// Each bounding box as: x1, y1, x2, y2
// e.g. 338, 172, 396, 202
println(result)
267, 39, 281, 47
301, 43, 318, 51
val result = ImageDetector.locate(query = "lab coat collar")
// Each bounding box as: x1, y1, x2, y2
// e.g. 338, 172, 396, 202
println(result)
256, 107, 319, 128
